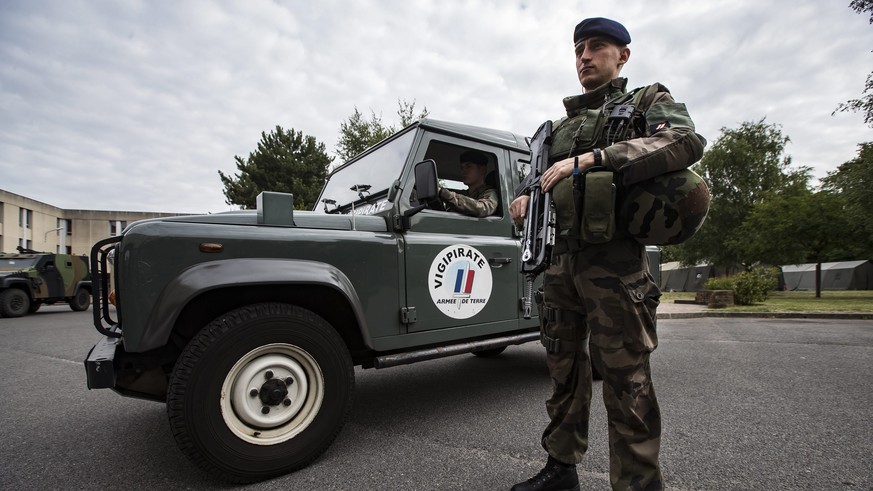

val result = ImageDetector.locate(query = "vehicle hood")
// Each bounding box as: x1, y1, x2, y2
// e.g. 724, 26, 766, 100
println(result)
153, 210, 389, 232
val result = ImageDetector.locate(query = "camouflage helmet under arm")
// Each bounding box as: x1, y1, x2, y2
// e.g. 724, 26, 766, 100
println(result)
618, 168, 711, 245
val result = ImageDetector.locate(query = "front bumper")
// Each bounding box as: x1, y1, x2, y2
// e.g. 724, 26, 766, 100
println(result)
85, 335, 120, 389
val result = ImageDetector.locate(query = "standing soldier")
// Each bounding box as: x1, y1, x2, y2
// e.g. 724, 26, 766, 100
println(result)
509, 17, 707, 491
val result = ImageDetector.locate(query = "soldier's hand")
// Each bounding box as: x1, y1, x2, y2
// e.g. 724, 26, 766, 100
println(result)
542, 153, 596, 192
510, 195, 530, 225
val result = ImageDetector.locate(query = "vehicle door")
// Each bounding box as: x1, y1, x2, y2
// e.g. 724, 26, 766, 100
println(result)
401, 134, 520, 334
38, 257, 64, 298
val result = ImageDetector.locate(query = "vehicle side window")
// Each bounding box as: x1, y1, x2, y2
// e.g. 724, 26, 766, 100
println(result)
422, 141, 502, 217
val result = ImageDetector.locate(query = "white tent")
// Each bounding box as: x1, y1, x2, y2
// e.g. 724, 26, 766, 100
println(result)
781, 260, 873, 291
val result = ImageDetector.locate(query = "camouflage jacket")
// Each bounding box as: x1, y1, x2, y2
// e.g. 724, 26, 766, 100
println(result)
552, 77, 706, 186
439, 184, 499, 218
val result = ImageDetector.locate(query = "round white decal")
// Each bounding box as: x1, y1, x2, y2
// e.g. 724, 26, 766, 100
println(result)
428, 245, 493, 319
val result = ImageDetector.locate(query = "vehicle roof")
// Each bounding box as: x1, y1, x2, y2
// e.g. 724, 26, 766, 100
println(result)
415, 118, 530, 152
0, 253, 44, 259
339, 118, 531, 168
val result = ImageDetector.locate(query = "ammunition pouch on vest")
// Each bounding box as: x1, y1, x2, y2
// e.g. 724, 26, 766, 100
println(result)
580, 169, 616, 243
552, 169, 618, 244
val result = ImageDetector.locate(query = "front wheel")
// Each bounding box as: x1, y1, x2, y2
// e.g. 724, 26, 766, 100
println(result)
167, 303, 354, 483
69, 288, 90, 311
0, 289, 30, 318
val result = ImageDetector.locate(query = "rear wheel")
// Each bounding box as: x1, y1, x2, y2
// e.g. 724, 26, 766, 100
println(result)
0, 289, 30, 318
167, 303, 354, 483
69, 288, 90, 311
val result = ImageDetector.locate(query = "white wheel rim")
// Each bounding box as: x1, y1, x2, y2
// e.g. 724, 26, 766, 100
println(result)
220, 343, 324, 445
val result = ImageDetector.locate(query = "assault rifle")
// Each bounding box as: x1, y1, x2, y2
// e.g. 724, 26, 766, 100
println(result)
520, 120, 554, 319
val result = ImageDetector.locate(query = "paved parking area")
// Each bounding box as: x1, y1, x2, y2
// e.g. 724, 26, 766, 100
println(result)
0, 307, 870, 490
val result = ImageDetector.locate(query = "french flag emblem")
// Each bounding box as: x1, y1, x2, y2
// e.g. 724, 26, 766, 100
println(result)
453, 263, 475, 297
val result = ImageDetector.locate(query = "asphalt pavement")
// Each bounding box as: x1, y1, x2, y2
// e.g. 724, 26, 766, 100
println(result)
0, 305, 871, 490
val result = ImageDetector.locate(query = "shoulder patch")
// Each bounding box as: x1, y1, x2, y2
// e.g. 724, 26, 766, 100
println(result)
650, 121, 671, 133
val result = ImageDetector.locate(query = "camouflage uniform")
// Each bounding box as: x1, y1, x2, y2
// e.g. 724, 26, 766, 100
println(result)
538, 77, 705, 491
440, 184, 499, 218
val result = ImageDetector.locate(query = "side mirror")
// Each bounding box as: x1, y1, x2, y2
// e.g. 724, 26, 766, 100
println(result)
413, 159, 439, 203
399, 159, 439, 230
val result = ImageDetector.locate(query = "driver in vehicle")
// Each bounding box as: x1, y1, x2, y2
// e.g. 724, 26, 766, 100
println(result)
438, 150, 499, 217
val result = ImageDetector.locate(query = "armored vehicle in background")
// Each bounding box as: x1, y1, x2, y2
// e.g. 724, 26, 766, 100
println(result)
0, 250, 91, 317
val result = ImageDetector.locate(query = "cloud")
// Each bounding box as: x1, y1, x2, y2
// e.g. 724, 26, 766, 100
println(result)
1, 0, 871, 213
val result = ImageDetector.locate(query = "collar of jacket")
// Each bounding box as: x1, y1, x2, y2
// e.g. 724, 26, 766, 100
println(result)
562, 78, 628, 116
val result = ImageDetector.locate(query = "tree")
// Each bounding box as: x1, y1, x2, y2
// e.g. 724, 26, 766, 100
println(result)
729, 189, 853, 297
335, 99, 428, 162
667, 118, 808, 269
218, 126, 333, 210
821, 142, 873, 258
334, 108, 393, 163
834, 0, 873, 126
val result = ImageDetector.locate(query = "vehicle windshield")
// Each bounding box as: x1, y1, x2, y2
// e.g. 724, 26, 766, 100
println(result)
316, 128, 416, 214
0, 257, 38, 269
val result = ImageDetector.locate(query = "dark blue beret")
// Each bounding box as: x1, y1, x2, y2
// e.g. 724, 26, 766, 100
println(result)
460, 150, 488, 166
573, 17, 631, 45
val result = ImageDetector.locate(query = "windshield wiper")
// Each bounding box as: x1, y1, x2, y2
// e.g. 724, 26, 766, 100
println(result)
321, 198, 339, 214
351, 184, 372, 201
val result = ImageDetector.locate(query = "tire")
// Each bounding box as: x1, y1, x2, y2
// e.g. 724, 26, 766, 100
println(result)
0, 289, 30, 318
167, 303, 354, 483
471, 346, 507, 358
29, 301, 42, 313
69, 288, 90, 311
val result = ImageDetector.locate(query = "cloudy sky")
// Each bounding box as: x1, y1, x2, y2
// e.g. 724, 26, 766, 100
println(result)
2, 0, 871, 213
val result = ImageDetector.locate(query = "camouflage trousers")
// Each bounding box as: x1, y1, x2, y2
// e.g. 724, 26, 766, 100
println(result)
538, 238, 663, 491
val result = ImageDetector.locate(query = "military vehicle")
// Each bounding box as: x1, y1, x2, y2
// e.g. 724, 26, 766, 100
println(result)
84, 119, 660, 483
0, 249, 91, 317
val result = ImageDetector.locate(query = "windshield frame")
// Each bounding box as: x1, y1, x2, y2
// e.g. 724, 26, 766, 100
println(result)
315, 126, 418, 215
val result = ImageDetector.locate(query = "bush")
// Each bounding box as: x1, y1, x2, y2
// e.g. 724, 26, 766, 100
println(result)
733, 267, 779, 305
704, 276, 735, 290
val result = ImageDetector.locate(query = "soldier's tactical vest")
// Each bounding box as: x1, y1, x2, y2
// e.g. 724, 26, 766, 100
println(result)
548, 84, 710, 246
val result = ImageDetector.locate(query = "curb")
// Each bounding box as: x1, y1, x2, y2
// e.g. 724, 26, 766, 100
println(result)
657, 311, 873, 320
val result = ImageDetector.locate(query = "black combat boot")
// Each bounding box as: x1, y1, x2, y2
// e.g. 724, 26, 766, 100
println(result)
510, 456, 580, 491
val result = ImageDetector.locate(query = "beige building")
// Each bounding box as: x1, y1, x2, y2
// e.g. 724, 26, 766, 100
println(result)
1, 188, 185, 256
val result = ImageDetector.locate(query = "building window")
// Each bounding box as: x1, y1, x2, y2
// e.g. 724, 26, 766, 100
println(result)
19, 208, 33, 229
109, 220, 128, 236
59, 218, 73, 236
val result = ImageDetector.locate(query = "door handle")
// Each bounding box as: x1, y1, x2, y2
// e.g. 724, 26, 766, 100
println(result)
488, 257, 512, 268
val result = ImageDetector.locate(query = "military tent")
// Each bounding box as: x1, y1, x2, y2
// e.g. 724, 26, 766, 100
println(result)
659, 262, 713, 292
781, 260, 873, 290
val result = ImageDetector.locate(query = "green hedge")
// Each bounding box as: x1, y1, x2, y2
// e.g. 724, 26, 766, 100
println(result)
704, 267, 780, 305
